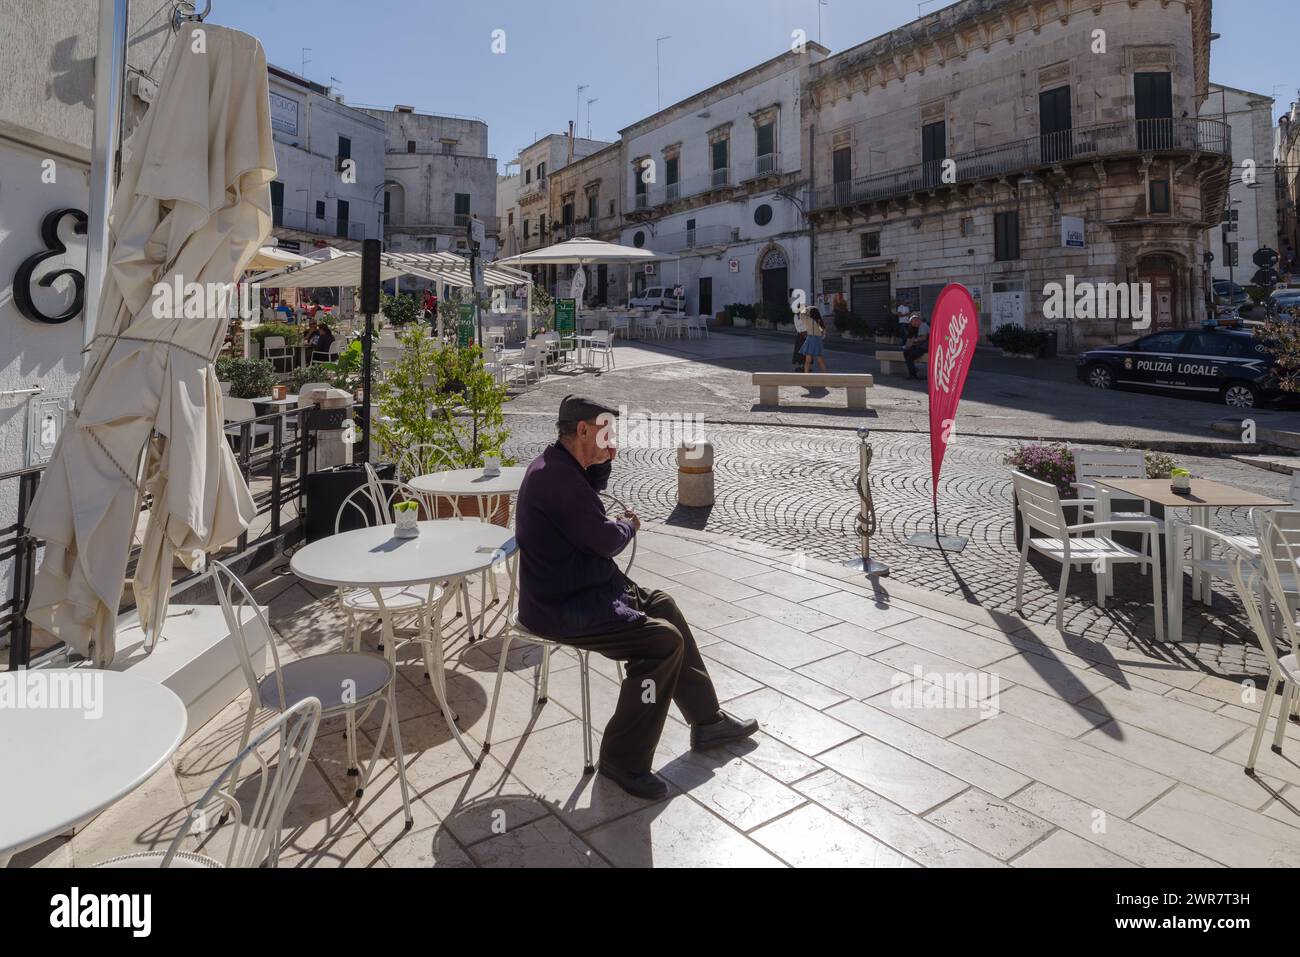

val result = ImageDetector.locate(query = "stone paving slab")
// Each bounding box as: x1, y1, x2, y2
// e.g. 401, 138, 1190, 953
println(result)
17, 519, 1300, 869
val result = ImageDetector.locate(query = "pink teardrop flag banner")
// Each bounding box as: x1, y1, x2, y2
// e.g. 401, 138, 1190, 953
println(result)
927, 283, 980, 509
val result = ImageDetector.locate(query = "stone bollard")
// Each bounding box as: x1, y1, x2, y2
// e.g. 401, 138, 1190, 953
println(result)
301, 387, 354, 470
677, 441, 714, 507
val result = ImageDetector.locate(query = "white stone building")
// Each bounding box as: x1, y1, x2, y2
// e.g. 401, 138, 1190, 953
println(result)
1200, 84, 1278, 286
267, 66, 385, 253
362, 106, 499, 261
619, 45, 829, 320
803, 0, 1229, 350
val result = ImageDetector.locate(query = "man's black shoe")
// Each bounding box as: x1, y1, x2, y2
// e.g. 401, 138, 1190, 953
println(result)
598, 761, 669, 800
691, 710, 759, 751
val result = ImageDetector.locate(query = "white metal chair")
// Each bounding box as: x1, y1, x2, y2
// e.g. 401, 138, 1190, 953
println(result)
1012, 471, 1164, 637
94, 698, 321, 869
483, 493, 636, 774
1220, 510, 1300, 775
487, 326, 507, 352
508, 344, 544, 385
210, 560, 415, 828
311, 337, 341, 364
262, 335, 293, 374
396, 442, 455, 485
610, 315, 631, 340
587, 330, 615, 372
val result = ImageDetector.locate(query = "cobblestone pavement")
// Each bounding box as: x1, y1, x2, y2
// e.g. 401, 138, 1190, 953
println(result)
504, 413, 1287, 680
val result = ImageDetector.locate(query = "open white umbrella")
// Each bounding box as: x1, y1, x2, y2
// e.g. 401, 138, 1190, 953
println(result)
26, 23, 273, 665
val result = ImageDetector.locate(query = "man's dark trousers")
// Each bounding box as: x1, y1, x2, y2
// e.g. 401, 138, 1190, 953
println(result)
549, 583, 720, 773
905, 341, 928, 378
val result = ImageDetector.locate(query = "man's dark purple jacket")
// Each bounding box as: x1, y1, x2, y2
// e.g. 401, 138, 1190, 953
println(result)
515, 443, 640, 638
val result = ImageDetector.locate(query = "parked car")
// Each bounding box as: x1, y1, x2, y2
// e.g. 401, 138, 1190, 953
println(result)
629, 287, 685, 312
1269, 289, 1300, 317
1077, 326, 1286, 409
1212, 280, 1250, 307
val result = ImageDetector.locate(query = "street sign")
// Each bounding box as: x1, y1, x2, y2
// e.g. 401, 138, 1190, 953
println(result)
1061, 216, 1085, 248
1254, 247, 1279, 269
457, 303, 475, 347
1252, 267, 1279, 288
468, 217, 486, 247
728, 259, 740, 273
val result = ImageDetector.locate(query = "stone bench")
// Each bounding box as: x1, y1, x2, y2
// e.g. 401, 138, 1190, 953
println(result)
753, 372, 875, 410
876, 350, 928, 377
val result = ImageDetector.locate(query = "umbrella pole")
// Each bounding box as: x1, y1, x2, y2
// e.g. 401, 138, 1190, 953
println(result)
359, 310, 373, 465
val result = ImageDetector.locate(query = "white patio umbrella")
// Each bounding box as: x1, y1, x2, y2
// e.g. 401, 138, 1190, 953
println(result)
26, 23, 273, 665
494, 237, 662, 336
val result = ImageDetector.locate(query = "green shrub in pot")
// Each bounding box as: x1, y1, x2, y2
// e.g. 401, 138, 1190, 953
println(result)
214, 356, 277, 399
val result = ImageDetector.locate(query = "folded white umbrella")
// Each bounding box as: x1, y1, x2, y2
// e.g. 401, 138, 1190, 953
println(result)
26, 23, 273, 664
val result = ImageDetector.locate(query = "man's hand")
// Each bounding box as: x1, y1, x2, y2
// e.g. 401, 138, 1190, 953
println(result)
622, 510, 641, 532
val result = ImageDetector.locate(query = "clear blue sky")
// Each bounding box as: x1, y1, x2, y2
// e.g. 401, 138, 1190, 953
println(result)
211, 0, 1300, 173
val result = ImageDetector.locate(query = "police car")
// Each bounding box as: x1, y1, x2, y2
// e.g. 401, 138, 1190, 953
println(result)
1077, 326, 1283, 409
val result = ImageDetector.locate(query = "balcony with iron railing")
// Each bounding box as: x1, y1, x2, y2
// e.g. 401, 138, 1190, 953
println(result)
809, 118, 1231, 212
651, 224, 737, 252
384, 213, 501, 234
273, 206, 368, 242
629, 152, 789, 215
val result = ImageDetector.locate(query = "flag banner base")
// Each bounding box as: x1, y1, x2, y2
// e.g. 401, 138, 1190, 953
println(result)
845, 557, 891, 577
905, 531, 969, 552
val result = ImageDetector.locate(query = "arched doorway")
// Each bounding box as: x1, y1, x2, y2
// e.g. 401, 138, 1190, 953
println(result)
759, 245, 789, 319
1137, 253, 1179, 331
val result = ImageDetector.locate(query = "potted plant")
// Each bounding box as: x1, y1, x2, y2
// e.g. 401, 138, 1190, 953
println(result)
393, 499, 420, 538
989, 324, 1050, 359
249, 321, 300, 359
215, 356, 277, 399
380, 292, 421, 327
1005, 443, 1075, 548
374, 325, 515, 524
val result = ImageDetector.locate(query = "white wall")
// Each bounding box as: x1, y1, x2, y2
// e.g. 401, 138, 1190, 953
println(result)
1202, 85, 1279, 284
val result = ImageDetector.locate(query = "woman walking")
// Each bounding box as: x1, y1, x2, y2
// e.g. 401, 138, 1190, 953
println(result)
801, 307, 828, 374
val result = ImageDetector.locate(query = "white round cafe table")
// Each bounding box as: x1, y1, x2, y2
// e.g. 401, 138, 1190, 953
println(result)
0, 669, 187, 866
290, 521, 516, 770
406, 467, 527, 500
290, 520, 515, 589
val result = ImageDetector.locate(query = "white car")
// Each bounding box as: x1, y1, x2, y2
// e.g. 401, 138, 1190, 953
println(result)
629, 287, 685, 312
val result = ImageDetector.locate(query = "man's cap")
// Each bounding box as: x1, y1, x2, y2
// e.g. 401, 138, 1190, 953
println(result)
557, 394, 619, 425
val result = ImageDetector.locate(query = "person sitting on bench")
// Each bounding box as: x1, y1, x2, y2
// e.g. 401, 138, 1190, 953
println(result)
904, 314, 929, 380
515, 395, 759, 799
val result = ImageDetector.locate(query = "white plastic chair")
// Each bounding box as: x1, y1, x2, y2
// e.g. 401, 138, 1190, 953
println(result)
223, 396, 274, 448
509, 344, 544, 385
483, 493, 637, 774
1012, 471, 1164, 637
610, 315, 631, 340
1073, 449, 1165, 591
93, 699, 321, 869
1220, 510, 1300, 775
262, 335, 293, 374
210, 560, 416, 828
587, 329, 615, 372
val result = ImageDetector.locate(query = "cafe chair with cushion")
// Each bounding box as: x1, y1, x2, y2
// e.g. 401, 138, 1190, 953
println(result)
94, 698, 321, 869
482, 494, 636, 774
1013, 471, 1165, 638
209, 561, 415, 828
1219, 511, 1300, 775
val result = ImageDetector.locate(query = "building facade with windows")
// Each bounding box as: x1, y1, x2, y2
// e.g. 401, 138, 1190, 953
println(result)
619, 45, 828, 320
362, 105, 499, 259
547, 142, 629, 306
497, 168, 522, 259
803, 0, 1229, 350
267, 66, 385, 253
1200, 85, 1278, 286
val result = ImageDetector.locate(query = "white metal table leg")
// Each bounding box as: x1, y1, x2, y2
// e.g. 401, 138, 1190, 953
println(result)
1167, 514, 1184, 643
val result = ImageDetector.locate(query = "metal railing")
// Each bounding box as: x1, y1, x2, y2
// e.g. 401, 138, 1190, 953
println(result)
809, 117, 1231, 211
272, 206, 369, 241
629, 154, 792, 212
385, 214, 501, 234
2, 405, 314, 671
652, 223, 735, 251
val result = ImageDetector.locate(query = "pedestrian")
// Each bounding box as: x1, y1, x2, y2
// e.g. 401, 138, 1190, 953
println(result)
792, 306, 809, 371
801, 307, 828, 374
896, 303, 912, 344
904, 313, 930, 380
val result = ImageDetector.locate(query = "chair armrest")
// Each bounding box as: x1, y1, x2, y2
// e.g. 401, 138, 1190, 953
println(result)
1185, 524, 1259, 561
1058, 498, 1097, 508
1067, 520, 1159, 535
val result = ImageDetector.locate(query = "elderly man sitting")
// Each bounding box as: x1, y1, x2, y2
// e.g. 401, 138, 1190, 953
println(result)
515, 395, 758, 799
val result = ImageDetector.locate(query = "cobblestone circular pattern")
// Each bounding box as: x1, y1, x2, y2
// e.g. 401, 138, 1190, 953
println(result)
505, 414, 1280, 680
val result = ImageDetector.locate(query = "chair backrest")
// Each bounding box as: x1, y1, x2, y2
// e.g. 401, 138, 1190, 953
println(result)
210, 559, 287, 706
1253, 509, 1300, 661
223, 396, 256, 423
1073, 449, 1145, 495
1012, 471, 1069, 540
130, 697, 321, 869
600, 493, 637, 577
263, 336, 286, 350
219, 380, 233, 396
334, 475, 419, 533
1290, 469, 1300, 506
593, 330, 611, 345
398, 443, 453, 483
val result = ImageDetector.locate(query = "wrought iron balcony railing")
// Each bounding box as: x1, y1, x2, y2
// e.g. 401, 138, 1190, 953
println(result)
809, 118, 1231, 212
